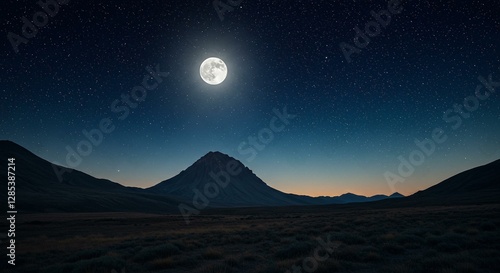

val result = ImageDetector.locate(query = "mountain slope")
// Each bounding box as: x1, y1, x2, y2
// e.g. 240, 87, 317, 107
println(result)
148, 151, 319, 207
0, 140, 184, 213
0, 141, 405, 212
1, 140, 497, 211
406, 159, 500, 205
413, 159, 500, 196
148, 151, 404, 207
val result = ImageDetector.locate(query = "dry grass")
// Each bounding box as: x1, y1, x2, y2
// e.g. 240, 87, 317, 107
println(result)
13, 204, 500, 273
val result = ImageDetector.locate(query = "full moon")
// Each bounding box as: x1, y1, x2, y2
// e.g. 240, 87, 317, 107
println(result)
200, 57, 228, 85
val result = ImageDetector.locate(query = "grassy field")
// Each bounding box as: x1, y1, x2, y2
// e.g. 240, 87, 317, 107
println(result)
11, 204, 500, 273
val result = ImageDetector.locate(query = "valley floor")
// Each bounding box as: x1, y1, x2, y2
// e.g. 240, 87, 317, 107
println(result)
11, 204, 500, 273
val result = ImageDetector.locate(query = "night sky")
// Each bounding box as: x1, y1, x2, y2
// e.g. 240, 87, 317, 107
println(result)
1, 0, 499, 197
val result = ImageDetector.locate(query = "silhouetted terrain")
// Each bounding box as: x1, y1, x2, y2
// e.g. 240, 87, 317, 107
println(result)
149, 151, 404, 206
0, 140, 183, 213
409, 159, 500, 204
148, 151, 319, 206
0, 141, 405, 212
1, 140, 499, 214
2, 140, 500, 272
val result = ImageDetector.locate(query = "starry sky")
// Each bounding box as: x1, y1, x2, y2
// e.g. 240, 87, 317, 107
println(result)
1, 0, 499, 197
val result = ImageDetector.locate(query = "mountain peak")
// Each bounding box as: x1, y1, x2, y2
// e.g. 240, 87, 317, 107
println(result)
390, 192, 404, 198
341, 192, 359, 197
203, 151, 228, 157
194, 151, 241, 167
148, 150, 317, 207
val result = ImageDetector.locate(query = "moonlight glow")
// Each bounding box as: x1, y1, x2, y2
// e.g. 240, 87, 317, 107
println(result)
200, 57, 227, 85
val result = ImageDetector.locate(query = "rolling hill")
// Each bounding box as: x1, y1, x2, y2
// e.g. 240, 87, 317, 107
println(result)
0, 140, 183, 213
407, 159, 500, 205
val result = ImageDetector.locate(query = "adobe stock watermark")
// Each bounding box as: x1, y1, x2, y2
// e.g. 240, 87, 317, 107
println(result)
384, 67, 499, 192
213, 0, 243, 21
7, 0, 71, 53
51, 65, 169, 182
178, 156, 244, 224
178, 106, 297, 224
238, 106, 297, 162
339, 0, 404, 63
285, 234, 341, 273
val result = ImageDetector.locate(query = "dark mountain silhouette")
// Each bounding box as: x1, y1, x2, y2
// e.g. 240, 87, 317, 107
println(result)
2, 140, 499, 211
345, 191, 404, 202
0, 141, 402, 212
414, 159, 500, 195
0, 140, 183, 213
148, 151, 403, 207
314, 192, 404, 204
366, 159, 500, 208
407, 159, 500, 205
390, 192, 405, 198
148, 151, 319, 207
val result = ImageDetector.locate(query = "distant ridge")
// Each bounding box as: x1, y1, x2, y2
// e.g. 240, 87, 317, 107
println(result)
314, 191, 404, 204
